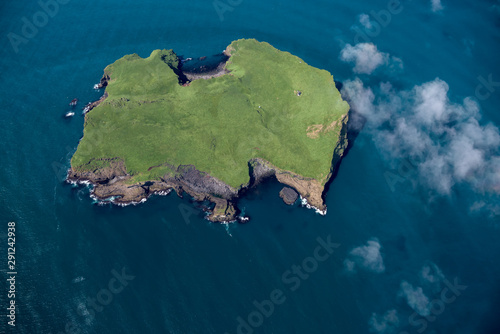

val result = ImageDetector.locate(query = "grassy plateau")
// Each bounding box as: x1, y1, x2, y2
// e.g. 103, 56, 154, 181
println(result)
71, 39, 350, 189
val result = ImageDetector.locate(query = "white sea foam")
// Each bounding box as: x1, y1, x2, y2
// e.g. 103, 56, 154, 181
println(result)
238, 216, 249, 223
114, 198, 147, 207
66, 178, 78, 186
79, 180, 92, 186
89, 193, 100, 204
300, 196, 327, 215
96, 196, 121, 205
66, 178, 92, 188
221, 221, 234, 237
82, 103, 92, 114
154, 189, 172, 196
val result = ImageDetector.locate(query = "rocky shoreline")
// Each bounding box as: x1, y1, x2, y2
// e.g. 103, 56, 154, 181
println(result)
83, 91, 108, 114
184, 61, 230, 82
181, 51, 231, 83
67, 111, 350, 222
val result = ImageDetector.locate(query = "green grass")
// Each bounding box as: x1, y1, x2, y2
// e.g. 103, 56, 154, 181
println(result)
71, 39, 350, 189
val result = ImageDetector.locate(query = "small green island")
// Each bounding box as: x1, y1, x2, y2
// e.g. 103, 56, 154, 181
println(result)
69, 39, 350, 221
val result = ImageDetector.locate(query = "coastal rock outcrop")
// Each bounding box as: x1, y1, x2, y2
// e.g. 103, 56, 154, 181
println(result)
94, 74, 110, 89
83, 92, 108, 114
279, 187, 299, 205
68, 163, 239, 222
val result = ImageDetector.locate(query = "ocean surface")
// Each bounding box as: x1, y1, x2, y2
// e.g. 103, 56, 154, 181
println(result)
1, 0, 500, 333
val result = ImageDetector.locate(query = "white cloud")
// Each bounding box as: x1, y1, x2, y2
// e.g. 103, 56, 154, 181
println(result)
421, 262, 445, 284
340, 78, 500, 196
359, 13, 373, 29
399, 281, 431, 316
344, 259, 356, 272
340, 43, 402, 75
431, 0, 444, 12
413, 79, 450, 125
345, 239, 385, 273
369, 309, 400, 333
470, 200, 500, 218
339, 78, 376, 122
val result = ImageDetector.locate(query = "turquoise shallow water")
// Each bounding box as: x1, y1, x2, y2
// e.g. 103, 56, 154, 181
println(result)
1, 0, 500, 333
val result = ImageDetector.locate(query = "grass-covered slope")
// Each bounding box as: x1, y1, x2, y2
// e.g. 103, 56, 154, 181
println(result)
71, 39, 349, 190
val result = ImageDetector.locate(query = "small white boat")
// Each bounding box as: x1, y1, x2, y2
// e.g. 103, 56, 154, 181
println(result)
65, 111, 75, 117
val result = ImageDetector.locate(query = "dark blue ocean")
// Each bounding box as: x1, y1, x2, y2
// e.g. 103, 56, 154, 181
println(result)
1, 0, 500, 333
